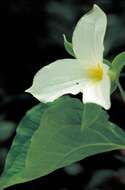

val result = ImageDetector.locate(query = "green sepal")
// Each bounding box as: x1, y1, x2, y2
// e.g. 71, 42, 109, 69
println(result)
103, 59, 112, 67
110, 51, 125, 81
63, 34, 75, 57
103, 59, 117, 94
109, 51, 125, 96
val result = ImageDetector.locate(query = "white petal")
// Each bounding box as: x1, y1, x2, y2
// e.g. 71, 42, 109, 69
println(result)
72, 4, 107, 66
82, 64, 111, 109
26, 59, 87, 102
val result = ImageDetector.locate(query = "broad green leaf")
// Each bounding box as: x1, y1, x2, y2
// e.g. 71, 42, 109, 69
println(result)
0, 96, 125, 190
81, 103, 108, 129
63, 34, 75, 57
0, 102, 49, 190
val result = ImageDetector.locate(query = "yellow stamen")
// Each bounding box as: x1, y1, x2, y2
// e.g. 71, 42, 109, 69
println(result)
87, 64, 103, 82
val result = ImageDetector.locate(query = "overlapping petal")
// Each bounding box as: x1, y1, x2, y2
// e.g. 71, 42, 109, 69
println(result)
82, 64, 111, 109
72, 5, 107, 67
26, 59, 87, 102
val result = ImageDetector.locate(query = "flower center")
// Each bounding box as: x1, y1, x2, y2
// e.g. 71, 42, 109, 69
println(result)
87, 64, 103, 82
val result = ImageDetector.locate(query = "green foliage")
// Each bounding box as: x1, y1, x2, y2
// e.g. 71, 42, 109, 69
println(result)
63, 34, 75, 57
110, 52, 125, 100
64, 163, 83, 176
0, 96, 125, 189
86, 152, 125, 190
107, 52, 125, 94
0, 121, 16, 142
81, 103, 105, 129
85, 169, 115, 190
111, 51, 125, 81
115, 154, 125, 164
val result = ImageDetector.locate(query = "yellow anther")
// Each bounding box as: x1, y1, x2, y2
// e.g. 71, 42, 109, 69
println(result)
87, 64, 103, 82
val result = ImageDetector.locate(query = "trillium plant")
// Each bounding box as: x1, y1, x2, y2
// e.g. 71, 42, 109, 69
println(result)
0, 4, 125, 190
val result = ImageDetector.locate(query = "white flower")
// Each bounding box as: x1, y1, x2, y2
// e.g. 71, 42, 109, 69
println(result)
26, 4, 111, 110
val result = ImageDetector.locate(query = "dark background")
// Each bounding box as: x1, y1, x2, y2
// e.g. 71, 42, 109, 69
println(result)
0, 0, 125, 189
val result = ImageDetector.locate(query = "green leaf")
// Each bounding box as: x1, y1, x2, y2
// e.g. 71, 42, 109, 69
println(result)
81, 103, 108, 129
107, 52, 125, 94
63, 34, 75, 57
111, 51, 125, 81
0, 96, 125, 189
0, 102, 49, 189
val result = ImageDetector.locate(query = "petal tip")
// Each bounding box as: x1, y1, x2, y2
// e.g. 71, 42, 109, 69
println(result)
93, 4, 100, 9
25, 86, 32, 93
104, 102, 111, 110
93, 4, 106, 18
93, 4, 102, 11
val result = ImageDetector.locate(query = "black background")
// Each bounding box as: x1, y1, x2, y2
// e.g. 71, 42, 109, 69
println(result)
0, 0, 125, 189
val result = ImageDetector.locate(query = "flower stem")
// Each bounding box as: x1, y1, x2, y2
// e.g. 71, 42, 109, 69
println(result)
116, 80, 125, 102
